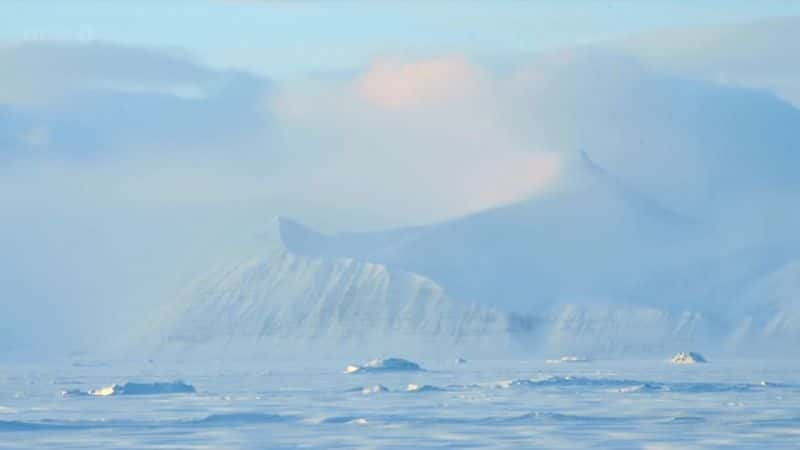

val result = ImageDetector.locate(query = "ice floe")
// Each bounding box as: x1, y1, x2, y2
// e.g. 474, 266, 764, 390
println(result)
59, 389, 89, 398
406, 384, 443, 392
616, 383, 667, 394
671, 352, 707, 364
62, 381, 196, 397
360, 385, 389, 395
345, 358, 422, 374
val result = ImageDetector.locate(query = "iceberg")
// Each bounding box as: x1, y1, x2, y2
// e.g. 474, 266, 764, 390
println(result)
671, 352, 707, 364
345, 358, 422, 374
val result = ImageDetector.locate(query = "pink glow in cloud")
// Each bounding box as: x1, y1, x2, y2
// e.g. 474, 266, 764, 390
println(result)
355, 56, 484, 110
268, 55, 565, 222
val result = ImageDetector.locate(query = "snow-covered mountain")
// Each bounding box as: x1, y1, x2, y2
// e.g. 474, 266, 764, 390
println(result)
148, 151, 800, 359
276, 151, 701, 312
153, 230, 520, 359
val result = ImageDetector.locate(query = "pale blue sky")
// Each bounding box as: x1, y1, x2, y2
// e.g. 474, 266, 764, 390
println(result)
2, 1, 800, 78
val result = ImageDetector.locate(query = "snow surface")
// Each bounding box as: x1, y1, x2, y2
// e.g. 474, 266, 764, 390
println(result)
4, 359, 800, 449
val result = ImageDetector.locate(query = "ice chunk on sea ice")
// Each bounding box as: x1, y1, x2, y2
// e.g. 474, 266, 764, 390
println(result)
671, 352, 707, 364
345, 358, 422, 374
86, 381, 196, 396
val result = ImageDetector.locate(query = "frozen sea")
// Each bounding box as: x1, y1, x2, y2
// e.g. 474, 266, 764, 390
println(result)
1, 359, 799, 449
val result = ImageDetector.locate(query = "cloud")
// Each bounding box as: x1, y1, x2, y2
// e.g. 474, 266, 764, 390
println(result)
7, 36, 797, 226
355, 56, 485, 111
273, 47, 800, 221
4, 37, 800, 229
0, 41, 270, 161
271, 55, 564, 222
0, 41, 213, 107
497, 49, 800, 216
618, 17, 800, 107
